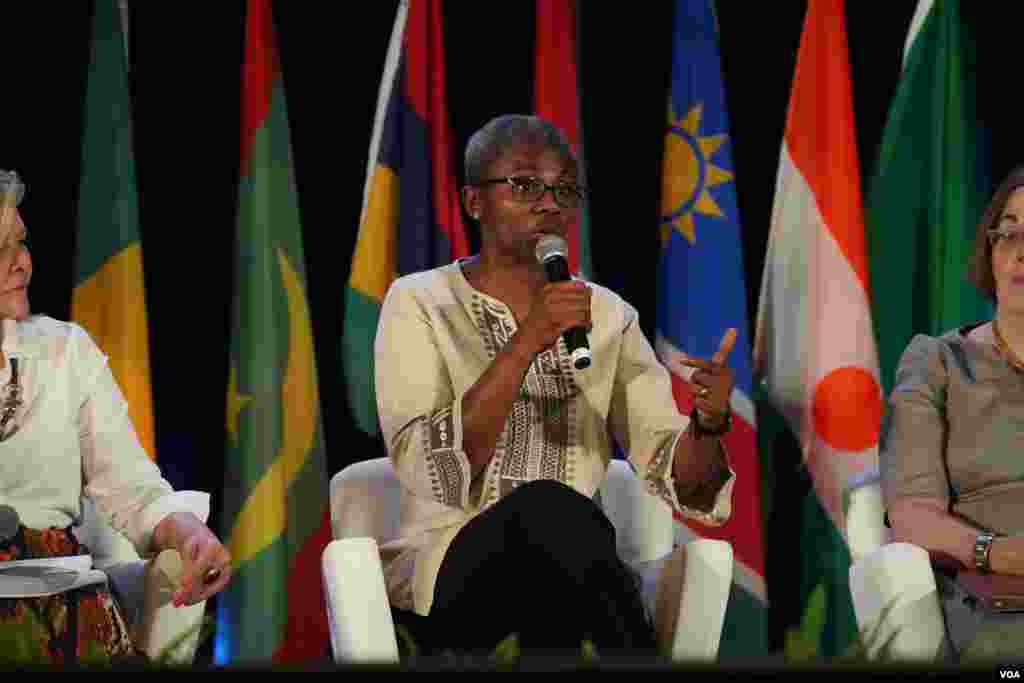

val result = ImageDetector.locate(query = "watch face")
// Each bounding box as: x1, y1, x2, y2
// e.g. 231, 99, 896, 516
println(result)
975, 532, 995, 571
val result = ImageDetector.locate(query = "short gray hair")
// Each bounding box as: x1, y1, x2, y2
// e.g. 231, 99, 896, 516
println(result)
464, 115, 576, 186
0, 170, 25, 207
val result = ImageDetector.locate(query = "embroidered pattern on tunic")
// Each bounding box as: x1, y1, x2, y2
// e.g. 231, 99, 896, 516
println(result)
474, 297, 516, 356
470, 293, 579, 505
645, 436, 676, 510
425, 405, 465, 507
649, 431, 724, 525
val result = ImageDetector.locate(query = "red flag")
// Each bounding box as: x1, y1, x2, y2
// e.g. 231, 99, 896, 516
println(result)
533, 0, 591, 277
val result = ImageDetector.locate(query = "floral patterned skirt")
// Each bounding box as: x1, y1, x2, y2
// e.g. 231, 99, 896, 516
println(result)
0, 525, 139, 667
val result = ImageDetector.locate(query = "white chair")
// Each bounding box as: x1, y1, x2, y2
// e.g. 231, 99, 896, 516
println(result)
845, 465, 946, 660
322, 457, 734, 664
74, 497, 207, 665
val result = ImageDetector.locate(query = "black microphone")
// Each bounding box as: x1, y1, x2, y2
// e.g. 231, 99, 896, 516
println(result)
535, 235, 592, 370
0, 504, 19, 545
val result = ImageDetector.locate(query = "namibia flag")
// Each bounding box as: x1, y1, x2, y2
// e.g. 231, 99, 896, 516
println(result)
656, 0, 767, 659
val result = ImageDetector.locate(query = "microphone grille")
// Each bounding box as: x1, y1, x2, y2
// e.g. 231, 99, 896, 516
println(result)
535, 234, 568, 265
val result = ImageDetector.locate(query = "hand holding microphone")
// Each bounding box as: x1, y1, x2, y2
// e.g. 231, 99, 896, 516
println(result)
517, 234, 592, 369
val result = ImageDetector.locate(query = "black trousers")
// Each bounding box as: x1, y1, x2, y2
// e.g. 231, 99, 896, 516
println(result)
395, 479, 657, 656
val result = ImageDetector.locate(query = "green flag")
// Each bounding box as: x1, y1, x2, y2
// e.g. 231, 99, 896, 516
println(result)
215, 0, 332, 664
866, 0, 993, 395
72, 0, 156, 460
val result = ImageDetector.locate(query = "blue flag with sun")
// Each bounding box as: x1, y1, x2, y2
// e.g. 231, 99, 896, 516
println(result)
655, 0, 767, 657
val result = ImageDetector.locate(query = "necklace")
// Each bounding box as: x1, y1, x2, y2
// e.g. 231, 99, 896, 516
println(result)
0, 358, 22, 442
993, 319, 1024, 373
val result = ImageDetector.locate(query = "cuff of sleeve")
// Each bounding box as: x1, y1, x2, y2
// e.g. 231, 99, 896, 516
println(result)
678, 438, 735, 526
640, 430, 687, 520
424, 396, 473, 510
679, 466, 735, 526
136, 491, 211, 554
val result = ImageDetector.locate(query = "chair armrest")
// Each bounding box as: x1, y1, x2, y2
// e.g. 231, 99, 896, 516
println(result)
129, 550, 206, 664
599, 460, 674, 565
101, 559, 148, 630
845, 477, 892, 563
322, 538, 399, 663
848, 542, 945, 660
650, 538, 733, 661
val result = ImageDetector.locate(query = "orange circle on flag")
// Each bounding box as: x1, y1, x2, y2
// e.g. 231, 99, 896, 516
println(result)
812, 366, 882, 452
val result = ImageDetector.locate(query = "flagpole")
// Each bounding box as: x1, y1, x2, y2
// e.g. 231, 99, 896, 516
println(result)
117, 0, 130, 71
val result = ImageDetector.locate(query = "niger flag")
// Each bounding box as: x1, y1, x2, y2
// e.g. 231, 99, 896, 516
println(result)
753, 0, 883, 659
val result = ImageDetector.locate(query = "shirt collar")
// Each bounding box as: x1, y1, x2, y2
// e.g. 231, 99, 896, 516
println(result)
1, 318, 42, 360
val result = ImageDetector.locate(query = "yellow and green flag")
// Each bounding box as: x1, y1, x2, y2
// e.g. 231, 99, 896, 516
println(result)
72, 0, 155, 460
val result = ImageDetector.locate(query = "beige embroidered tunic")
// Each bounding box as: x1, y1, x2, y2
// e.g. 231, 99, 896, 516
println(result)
374, 262, 735, 616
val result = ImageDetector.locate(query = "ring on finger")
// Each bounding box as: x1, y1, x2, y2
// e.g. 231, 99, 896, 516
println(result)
697, 386, 710, 399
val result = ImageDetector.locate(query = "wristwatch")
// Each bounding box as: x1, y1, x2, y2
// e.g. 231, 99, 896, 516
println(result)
974, 531, 996, 573
691, 406, 732, 438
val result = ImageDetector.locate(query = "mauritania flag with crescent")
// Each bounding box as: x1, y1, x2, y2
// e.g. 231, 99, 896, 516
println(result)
342, 0, 469, 437
215, 0, 332, 664
754, 0, 882, 657
656, 0, 767, 656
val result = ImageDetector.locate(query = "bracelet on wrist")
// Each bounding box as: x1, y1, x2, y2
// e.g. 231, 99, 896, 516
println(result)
975, 531, 996, 573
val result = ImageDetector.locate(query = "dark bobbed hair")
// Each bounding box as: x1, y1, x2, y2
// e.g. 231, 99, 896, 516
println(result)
968, 165, 1024, 302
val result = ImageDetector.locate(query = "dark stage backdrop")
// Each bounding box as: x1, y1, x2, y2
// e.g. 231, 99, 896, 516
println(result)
4, 1, 1021, 657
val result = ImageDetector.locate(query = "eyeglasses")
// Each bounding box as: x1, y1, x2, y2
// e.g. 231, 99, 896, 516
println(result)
478, 176, 585, 209
988, 226, 1024, 248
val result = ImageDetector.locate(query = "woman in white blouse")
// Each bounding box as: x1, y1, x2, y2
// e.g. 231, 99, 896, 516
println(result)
0, 169, 231, 663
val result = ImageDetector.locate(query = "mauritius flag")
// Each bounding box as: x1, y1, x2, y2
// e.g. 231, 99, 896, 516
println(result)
342, 0, 469, 437
655, 0, 768, 658
215, 0, 333, 664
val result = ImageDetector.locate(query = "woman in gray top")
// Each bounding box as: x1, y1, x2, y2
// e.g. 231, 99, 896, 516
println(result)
881, 165, 1024, 660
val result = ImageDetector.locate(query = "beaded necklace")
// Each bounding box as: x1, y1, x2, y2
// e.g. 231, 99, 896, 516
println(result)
0, 358, 22, 442
993, 319, 1024, 373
